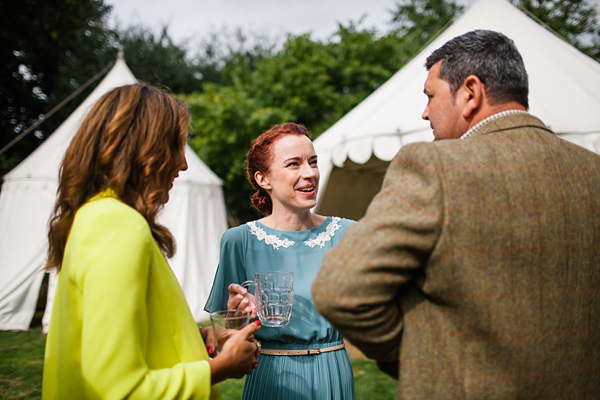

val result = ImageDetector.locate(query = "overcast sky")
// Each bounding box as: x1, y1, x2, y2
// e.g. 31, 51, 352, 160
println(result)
106, 0, 476, 47
107, 0, 600, 55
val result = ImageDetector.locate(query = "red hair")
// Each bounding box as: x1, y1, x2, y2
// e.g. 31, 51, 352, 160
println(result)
246, 122, 311, 215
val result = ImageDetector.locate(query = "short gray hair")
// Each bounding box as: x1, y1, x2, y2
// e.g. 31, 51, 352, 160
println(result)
425, 30, 529, 109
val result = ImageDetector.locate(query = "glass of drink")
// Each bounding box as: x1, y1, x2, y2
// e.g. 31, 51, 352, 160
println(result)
209, 310, 252, 352
242, 271, 294, 327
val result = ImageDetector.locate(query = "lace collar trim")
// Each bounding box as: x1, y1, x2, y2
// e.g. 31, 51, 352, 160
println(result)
247, 217, 341, 250
304, 217, 341, 248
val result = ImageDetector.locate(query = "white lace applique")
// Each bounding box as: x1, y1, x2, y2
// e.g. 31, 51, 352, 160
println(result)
248, 221, 295, 250
304, 217, 341, 248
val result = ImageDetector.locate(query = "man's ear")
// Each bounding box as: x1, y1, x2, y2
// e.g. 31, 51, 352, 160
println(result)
255, 171, 271, 190
460, 75, 485, 119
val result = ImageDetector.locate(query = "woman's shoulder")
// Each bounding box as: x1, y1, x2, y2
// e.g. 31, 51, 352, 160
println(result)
337, 216, 356, 225
324, 216, 355, 240
325, 216, 356, 228
220, 222, 252, 243
74, 196, 150, 238
80, 196, 144, 221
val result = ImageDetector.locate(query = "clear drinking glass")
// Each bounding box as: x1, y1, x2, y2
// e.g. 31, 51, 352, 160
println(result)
242, 271, 294, 327
209, 310, 252, 352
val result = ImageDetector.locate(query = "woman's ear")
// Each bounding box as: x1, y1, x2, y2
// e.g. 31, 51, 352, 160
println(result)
254, 171, 271, 190
460, 75, 485, 119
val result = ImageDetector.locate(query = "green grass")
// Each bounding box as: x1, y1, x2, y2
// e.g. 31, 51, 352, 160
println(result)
0, 327, 397, 399
0, 327, 45, 399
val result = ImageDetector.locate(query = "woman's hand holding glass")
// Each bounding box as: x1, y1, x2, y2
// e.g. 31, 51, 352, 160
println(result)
199, 326, 218, 357
207, 321, 261, 383
228, 283, 257, 318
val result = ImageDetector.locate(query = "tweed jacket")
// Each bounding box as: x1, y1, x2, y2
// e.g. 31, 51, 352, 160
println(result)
313, 113, 600, 399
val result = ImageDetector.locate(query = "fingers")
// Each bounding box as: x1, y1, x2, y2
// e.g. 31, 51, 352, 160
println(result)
227, 286, 257, 316
254, 340, 261, 357
240, 320, 261, 338
247, 296, 258, 319
228, 283, 247, 295
200, 326, 218, 357
227, 283, 252, 313
228, 294, 250, 311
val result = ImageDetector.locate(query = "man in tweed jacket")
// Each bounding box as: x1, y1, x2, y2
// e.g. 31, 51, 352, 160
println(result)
312, 30, 600, 399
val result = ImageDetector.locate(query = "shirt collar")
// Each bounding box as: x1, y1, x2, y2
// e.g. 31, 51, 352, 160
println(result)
460, 109, 529, 140
89, 188, 118, 202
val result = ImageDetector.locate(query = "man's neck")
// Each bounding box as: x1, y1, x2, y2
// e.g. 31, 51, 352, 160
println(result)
460, 107, 529, 140
465, 101, 527, 133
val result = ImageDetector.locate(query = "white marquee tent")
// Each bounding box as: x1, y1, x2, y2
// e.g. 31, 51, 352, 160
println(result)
0, 55, 228, 331
314, 0, 600, 220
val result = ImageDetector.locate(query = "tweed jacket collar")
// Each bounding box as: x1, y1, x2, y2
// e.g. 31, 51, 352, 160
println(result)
465, 112, 553, 140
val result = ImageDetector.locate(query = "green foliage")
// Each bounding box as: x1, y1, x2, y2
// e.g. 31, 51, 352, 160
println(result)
118, 25, 204, 94
0, 0, 116, 180
3, 0, 599, 222
513, 0, 600, 58
0, 1, 206, 181
390, 0, 464, 61
181, 86, 293, 223
250, 27, 402, 134
184, 22, 411, 223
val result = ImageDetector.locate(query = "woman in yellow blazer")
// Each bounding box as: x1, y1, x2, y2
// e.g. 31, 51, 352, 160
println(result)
42, 84, 260, 399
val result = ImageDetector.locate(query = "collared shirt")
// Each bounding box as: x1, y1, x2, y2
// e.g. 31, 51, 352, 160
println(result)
460, 109, 529, 140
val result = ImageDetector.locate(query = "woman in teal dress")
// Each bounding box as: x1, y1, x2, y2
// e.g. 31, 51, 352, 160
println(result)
205, 122, 356, 400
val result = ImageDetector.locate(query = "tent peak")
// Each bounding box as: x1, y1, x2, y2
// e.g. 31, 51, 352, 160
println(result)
117, 46, 124, 61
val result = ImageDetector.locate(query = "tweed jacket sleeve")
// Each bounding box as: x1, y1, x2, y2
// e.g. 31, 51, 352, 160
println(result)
313, 142, 443, 368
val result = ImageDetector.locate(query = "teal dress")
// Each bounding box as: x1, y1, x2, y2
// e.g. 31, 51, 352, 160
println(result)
205, 216, 356, 400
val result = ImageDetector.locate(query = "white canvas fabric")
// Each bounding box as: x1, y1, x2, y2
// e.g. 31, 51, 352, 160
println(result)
0, 56, 228, 331
314, 0, 600, 217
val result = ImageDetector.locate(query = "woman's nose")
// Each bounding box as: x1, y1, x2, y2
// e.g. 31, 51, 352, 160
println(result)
301, 161, 317, 177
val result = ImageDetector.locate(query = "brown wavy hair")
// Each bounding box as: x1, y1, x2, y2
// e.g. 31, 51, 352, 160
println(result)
246, 122, 311, 215
46, 83, 190, 271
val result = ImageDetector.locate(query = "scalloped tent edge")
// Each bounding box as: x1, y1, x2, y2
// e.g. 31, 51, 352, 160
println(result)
314, 0, 600, 220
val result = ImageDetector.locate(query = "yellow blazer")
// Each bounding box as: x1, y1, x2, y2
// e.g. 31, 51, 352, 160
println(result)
43, 190, 220, 399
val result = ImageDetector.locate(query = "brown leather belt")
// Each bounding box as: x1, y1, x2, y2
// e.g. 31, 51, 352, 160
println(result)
259, 343, 345, 356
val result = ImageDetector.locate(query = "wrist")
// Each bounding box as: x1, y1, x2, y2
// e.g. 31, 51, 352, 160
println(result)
208, 355, 229, 384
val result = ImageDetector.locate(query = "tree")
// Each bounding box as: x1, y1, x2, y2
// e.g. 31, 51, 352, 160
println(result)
513, 0, 600, 61
192, 27, 276, 88
389, 0, 463, 61
0, 1, 207, 181
117, 24, 203, 94
181, 86, 293, 223
0, 0, 116, 180
185, 22, 411, 223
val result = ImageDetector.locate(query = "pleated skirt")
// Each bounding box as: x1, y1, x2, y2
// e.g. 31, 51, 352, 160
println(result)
242, 340, 356, 400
